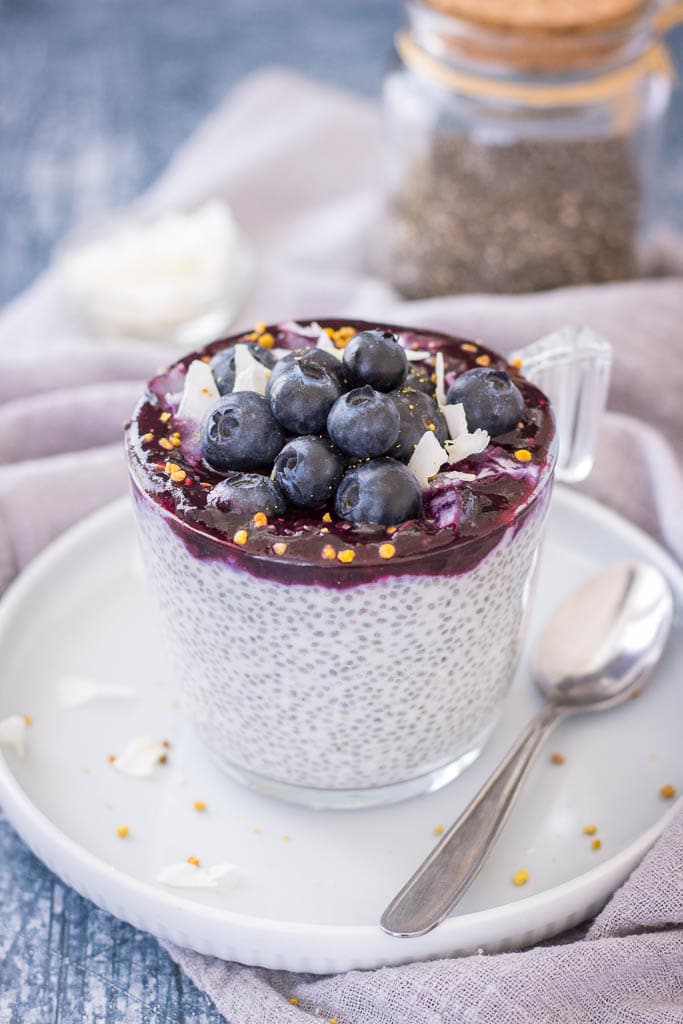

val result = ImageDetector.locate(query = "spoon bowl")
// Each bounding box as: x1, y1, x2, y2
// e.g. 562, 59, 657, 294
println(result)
533, 561, 674, 710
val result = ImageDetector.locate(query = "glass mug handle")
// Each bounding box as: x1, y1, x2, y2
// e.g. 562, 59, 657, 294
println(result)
511, 325, 612, 484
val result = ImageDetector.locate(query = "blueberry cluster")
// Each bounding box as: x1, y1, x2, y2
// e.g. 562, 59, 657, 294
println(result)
201, 329, 426, 526
199, 328, 526, 528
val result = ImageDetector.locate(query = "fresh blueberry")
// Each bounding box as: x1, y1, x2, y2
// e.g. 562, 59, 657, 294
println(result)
207, 472, 286, 517
267, 348, 346, 394
201, 392, 285, 471
343, 330, 408, 392
446, 367, 525, 436
272, 435, 344, 508
390, 388, 449, 462
268, 353, 344, 434
327, 386, 400, 458
405, 363, 436, 396
335, 458, 422, 526
210, 342, 276, 396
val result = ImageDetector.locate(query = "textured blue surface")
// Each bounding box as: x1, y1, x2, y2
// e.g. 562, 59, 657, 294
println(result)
1, 2, 683, 1020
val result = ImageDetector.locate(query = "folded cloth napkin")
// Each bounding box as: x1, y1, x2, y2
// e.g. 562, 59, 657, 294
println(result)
1, 70, 682, 1022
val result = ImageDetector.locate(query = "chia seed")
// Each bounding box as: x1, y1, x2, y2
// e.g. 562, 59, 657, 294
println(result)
385, 132, 641, 297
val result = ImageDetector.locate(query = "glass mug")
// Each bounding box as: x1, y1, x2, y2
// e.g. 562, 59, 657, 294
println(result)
126, 323, 610, 808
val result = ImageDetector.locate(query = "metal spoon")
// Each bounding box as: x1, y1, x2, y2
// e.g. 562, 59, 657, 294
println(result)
381, 561, 674, 938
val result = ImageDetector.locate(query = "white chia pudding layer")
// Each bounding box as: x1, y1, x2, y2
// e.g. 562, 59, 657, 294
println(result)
134, 483, 550, 792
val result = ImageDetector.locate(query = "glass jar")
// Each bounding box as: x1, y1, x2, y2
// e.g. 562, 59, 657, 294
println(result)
381, 0, 679, 298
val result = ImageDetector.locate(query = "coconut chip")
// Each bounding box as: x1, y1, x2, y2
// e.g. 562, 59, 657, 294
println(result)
445, 429, 490, 465
0, 715, 27, 759
233, 343, 271, 396
156, 861, 239, 889
407, 431, 448, 489
176, 359, 219, 421
114, 736, 167, 777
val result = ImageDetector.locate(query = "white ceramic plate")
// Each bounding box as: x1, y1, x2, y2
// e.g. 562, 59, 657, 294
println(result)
0, 490, 680, 973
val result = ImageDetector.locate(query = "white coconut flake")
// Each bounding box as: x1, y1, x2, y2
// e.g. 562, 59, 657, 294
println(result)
436, 469, 478, 483
176, 359, 219, 421
233, 343, 271, 396
279, 320, 321, 339
57, 675, 138, 710
114, 736, 166, 777
408, 431, 448, 489
404, 349, 431, 362
156, 861, 239, 889
316, 332, 344, 361
435, 351, 446, 407
442, 401, 468, 441
0, 715, 27, 759
446, 429, 490, 465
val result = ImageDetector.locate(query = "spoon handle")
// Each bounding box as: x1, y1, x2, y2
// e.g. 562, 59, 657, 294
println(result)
380, 703, 565, 937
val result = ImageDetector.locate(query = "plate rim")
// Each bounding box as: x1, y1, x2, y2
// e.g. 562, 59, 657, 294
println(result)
0, 489, 681, 963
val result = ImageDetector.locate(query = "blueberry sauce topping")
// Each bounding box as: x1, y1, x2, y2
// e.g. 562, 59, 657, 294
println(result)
126, 319, 555, 585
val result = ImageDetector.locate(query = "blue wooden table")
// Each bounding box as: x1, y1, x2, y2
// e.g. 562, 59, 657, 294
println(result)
1, 2, 682, 1020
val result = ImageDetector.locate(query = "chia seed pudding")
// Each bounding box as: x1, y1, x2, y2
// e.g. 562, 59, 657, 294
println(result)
126, 319, 556, 808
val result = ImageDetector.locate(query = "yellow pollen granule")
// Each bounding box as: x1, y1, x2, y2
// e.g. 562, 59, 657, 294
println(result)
273, 542, 288, 556
233, 529, 249, 546
660, 784, 677, 799
379, 543, 396, 560
514, 449, 532, 462
433, 824, 445, 836
160, 411, 172, 422
254, 321, 267, 334
461, 343, 478, 352
193, 801, 206, 812
510, 357, 523, 369
164, 462, 180, 474
253, 512, 268, 527
187, 855, 200, 866
591, 839, 602, 851
386, 526, 398, 535
321, 544, 336, 560
116, 825, 129, 839
170, 435, 182, 448
282, 834, 290, 841
337, 549, 355, 563
550, 752, 565, 765
141, 432, 154, 442
583, 824, 597, 835
513, 869, 528, 886
288, 997, 299, 1006
475, 354, 491, 366
23, 714, 32, 726
322, 511, 332, 523
159, 438, 174, 450
258, 332, 275, 349
425, 421, 436, 431
170, 470, 187, 484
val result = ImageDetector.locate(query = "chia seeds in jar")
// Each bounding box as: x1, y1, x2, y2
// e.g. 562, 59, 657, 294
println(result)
381, 0, 677, 297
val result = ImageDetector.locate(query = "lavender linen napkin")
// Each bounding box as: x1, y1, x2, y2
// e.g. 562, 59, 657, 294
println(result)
1, 71, 682, 1022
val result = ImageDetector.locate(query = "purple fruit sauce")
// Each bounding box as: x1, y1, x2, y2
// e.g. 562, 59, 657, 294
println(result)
126, 319, 555, 586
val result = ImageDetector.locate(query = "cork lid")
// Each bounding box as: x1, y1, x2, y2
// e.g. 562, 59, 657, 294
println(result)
426, 0, 647, 33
